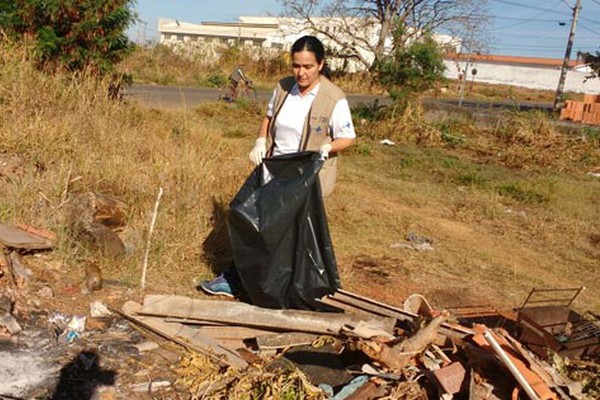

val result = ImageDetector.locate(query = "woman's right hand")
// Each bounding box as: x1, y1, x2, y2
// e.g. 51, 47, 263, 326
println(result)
249, 137, 267, 165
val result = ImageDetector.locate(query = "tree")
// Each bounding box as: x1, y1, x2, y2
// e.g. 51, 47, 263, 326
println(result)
375, 27, 446, 101
280, 0, 490, 71
580, 50, 600, 81
0, 0, 135, 74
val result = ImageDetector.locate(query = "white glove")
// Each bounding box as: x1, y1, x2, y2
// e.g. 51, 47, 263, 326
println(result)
249, 137, 267, 165
319, 143, 332, 160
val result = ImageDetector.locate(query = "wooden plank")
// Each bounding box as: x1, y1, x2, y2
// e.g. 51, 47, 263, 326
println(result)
0, 223, 54, 250
163, 317, 225, 326
177, 323, 280, 340
319, 297, 398, 322
333, 290, 419, 321
256, 332, 319, 350
331, 290, 474, 338
120, 301, 248, 370
140, 295, 396, 335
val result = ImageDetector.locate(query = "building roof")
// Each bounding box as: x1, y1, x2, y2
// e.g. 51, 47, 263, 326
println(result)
446, 53, 585, 68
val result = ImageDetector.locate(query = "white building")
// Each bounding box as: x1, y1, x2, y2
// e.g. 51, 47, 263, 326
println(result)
158, 16, 460, 72
445, 53, 600, 94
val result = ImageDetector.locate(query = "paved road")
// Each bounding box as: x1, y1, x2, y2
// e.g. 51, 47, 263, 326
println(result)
125, 83, 391, 109
126, 83, 553, 112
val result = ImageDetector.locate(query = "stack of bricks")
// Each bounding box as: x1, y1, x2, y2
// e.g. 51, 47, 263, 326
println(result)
560, 94, 600, 125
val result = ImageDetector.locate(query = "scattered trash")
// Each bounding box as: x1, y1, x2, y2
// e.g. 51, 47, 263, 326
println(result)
63, 192, 128, 258
588, 172, 600, 178
505, 208, 527, 218
516, 287, 599, 360
0, 314, 22, 335
391, 232, 435, 251
0, 223, 56, 250
330, 375, 369, 399
130, 380, 171, 393
90, 301, 112, 317
63, 315, 86, 344
134, 340, 159, 353
37, 286, 54, 298
379, 139, 396, 146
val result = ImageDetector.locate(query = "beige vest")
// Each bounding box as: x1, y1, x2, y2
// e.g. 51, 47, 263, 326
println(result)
268, 76, 346, 197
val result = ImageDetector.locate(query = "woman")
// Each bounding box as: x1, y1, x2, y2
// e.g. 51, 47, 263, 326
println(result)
200, 35, 355, 298
249, 35, 356, 196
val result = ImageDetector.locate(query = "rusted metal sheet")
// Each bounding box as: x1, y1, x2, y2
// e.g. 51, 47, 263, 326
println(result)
516, 288, 600, 359
140, 295, 396, 335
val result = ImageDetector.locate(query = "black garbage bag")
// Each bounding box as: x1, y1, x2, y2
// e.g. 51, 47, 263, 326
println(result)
228, 152, 340, 310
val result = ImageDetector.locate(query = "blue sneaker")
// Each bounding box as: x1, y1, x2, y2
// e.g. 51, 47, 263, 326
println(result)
198, 273, 235, 298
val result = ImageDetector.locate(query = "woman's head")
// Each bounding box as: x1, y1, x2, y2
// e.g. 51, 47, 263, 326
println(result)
291, 36, 326, 65
290, 35, 328, 93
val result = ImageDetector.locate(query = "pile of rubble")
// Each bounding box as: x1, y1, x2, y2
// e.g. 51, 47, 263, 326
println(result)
1, 216, 599, 399
122, 289, 599, 399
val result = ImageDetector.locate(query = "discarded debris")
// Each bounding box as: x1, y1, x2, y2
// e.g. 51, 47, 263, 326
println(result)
516, 287, 599, 360
64, 192, 128, 258
391, 232, 435, 251
130, 380, 171, 393
0, 223, 56, 250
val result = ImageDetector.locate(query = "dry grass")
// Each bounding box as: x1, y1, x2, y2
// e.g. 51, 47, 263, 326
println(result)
118, 45, 586, 104
1, 40, 599, 317
176, 352, 326, 399
118, 44, 290, 90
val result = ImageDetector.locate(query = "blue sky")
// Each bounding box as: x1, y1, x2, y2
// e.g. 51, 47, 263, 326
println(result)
128, 0, 600, 59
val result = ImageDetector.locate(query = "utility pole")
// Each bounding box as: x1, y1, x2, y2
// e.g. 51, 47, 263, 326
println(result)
458, 26, 475, 107
141, 20, 147, 45
553, 0, 582, 112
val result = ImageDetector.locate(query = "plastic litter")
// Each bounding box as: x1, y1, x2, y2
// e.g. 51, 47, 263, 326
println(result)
228, 152, 340, 310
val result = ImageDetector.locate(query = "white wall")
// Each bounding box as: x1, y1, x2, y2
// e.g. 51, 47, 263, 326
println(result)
444, 60, 600, 94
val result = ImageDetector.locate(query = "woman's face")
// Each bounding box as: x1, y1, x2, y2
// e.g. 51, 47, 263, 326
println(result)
292, 50, 323, 93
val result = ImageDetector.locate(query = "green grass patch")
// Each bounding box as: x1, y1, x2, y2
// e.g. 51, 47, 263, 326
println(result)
496, 183, 548, 204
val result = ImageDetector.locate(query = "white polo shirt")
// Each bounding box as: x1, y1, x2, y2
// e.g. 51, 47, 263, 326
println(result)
266, 82, 356, 156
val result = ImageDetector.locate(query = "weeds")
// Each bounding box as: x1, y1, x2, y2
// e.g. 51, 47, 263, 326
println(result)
1, 39, 599, 318
496, 183, 548, 204
177, 353, 326, 400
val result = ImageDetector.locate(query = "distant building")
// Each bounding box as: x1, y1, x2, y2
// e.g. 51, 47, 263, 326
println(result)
158, 16, 460, 72
445, 53, 600, 93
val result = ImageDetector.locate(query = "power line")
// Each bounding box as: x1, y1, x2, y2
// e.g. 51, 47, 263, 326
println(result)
493, 43, 569, 49
492, 0, 564, 31
579, 23, 600, 35
491, 0, 569, 15
492, 44, 598, 50
579, 15, 600, 26
561, 0, 573, 8
499, 32, 599, 39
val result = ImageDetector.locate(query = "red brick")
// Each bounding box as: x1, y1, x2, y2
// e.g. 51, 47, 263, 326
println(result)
433, 362, 466, 394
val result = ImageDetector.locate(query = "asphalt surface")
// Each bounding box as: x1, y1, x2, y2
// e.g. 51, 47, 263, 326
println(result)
125, 83, 555, 113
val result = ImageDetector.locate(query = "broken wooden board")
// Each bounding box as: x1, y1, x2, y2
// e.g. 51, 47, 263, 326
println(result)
121, 301, 248, 370
140, 295, 396, 335
167, 323, 280, 349
0, 223, 55, 250
165, 320, 278, 339
324, 289, 474, 339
